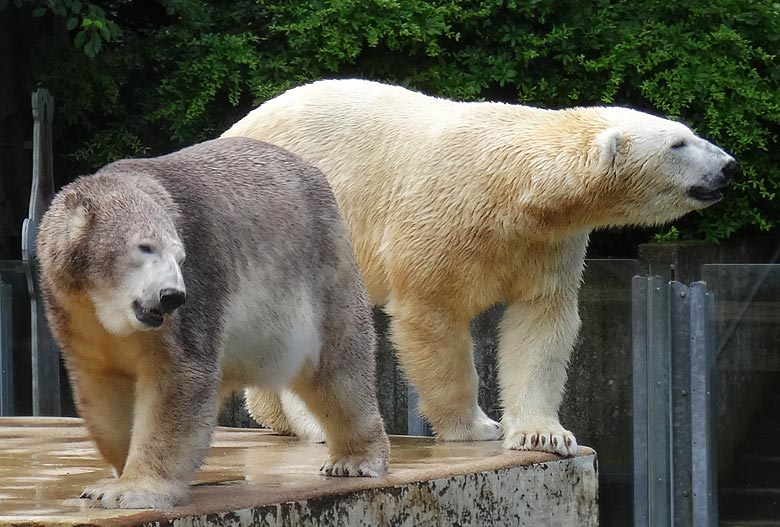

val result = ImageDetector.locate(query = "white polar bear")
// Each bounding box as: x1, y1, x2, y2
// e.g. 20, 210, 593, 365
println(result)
223, 79, 736, 455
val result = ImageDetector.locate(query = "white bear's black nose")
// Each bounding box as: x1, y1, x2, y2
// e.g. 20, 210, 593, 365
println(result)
722, 159, 739, 180
159, 288, 186, 314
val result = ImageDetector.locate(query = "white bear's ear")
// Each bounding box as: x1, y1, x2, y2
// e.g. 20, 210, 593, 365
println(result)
597, 127, 623, 162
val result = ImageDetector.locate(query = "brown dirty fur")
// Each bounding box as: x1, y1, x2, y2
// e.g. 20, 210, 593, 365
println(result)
37, 137, 389, 509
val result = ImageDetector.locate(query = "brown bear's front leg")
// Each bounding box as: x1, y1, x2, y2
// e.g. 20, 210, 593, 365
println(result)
81, 359, 219, 509
68, 366, 134, 473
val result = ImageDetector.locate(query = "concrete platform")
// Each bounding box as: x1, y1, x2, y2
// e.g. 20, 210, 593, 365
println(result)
0, 417, 598, 526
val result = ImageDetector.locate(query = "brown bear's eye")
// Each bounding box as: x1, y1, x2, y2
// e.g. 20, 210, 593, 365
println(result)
138, 244, 154, 254
671, 140, 686, 149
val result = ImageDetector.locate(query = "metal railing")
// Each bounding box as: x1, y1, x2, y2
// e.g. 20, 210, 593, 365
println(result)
632, 277, 717, 527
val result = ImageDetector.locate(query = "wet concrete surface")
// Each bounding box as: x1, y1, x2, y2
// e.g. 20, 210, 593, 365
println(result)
0, 417, 597, 526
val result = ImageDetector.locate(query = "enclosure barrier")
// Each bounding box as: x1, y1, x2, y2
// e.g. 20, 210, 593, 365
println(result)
632, 277, 717, 527
0, 276, 11, 415
21, 88, 60, 416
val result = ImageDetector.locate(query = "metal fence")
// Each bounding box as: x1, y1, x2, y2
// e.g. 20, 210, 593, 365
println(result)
632, 277, 717, 527
0, 88, 60, 417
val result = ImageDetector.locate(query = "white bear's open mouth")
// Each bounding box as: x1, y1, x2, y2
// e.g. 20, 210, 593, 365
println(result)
687, 185, 724, 203
133, 300, 165, 328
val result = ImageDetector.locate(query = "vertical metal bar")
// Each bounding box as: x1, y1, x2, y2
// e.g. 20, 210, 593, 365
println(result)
0, 280, 13, 416
647, 276, 672, 527
670, 282, 692, 526
25, 88, 60, 416
690, 282, 717, 527
406, 384, 432, 436
632, 276, 650, 527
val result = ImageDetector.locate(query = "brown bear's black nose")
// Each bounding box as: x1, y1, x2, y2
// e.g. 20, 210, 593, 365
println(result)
159, 288, 186, 314
722, 159, 739, 180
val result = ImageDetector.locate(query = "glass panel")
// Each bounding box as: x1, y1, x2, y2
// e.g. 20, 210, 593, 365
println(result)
435, 259, 649, 525
701, 264, 780, 525
0, 261, 32, 416
563, 259, 643, 527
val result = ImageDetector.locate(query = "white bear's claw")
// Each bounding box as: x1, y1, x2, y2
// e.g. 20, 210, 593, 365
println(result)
503, 423, 578, 456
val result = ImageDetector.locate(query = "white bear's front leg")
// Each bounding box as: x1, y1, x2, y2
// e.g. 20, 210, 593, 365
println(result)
499, 298, 580, 456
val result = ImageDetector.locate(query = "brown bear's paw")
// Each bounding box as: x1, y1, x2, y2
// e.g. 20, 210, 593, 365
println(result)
502, 421, 578, 457
80, 476, 188, 509
435, 408, 502, 441
320, 452, 388, 478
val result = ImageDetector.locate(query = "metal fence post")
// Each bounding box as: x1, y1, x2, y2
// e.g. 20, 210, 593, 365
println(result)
407, 384, 432, 436
632, 276, 650, 527
671, 282, 693, 525
690, 282, 717, 527
634, 277, 718, 527
0, 279, 12, 416
647, 276, 672, 527
23, 88, 60, 416
633, 276, 673, 527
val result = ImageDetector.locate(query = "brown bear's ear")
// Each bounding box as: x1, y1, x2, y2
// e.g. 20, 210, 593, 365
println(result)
597, 127, 624, 162
62, 191, 93, 241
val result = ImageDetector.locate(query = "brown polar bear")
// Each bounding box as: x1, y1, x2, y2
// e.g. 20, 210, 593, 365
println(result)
37, 137, 389, 509
222, 79, 736, 456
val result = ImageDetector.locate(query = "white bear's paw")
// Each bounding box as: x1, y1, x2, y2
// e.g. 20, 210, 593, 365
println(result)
80, 476, 187, 509
321, 453, 388, 478
436, 409, 502, 441
502, 422, 577, 456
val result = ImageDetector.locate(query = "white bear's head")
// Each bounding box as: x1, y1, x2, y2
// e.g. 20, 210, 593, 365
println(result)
40, 177, 187, 336
589, 107, 737, 228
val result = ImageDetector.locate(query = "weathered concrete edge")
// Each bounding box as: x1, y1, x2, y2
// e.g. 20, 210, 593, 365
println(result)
132, 454, 599, 527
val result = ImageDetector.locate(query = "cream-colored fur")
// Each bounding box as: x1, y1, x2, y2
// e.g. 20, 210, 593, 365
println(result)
224, 79, 735, 454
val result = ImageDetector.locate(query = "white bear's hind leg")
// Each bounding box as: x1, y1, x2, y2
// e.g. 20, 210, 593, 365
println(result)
280, 389, 326, 442
386, 300, 501, 441
244, 387, 294, 435
499, 299, 579, 456
244, 387, 326, 442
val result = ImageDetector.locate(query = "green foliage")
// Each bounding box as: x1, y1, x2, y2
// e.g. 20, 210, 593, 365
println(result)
4, 0, 123, 57
15, 0, 780, 242
651, 226, 681, 244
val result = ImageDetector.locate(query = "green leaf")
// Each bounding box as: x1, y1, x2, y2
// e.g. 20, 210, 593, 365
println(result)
71, 1, 82, 13
0, 0, 9, 11
166, 6, 175, 15
31, 7, 47, 17
88, 33, 102, 56
66, 17, 78, 31
73, 29, 86, 48
82, 18, 92, 27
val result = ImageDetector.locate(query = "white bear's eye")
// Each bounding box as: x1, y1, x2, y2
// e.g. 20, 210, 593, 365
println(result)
137, 243, 155, 254
671, 140, 687, 149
